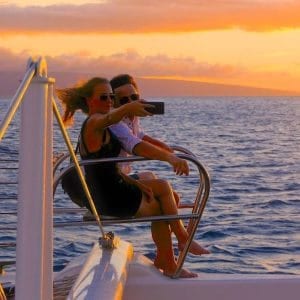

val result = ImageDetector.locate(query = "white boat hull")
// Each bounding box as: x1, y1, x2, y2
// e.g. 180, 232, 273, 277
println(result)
125, 262, 300, 300
53, 239, 300, 300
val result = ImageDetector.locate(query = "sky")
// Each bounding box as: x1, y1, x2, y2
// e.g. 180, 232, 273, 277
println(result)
1, 0, 300, 93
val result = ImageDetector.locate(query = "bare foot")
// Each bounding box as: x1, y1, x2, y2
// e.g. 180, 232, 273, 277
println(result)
154, 260, 198, 278
178, 240, 210, 255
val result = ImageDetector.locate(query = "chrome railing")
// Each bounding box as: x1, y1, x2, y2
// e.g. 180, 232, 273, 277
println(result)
0, 60, 36, 141
53, 150, 210, 278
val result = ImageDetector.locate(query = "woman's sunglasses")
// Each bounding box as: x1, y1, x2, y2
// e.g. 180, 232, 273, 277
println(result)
99, 94, 115, 101
119, 93, 140, 105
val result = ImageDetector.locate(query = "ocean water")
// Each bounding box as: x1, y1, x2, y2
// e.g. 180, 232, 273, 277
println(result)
1, 96, 300, 276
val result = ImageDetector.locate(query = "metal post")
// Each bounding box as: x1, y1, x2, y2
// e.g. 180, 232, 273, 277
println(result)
15, 57, 54, 300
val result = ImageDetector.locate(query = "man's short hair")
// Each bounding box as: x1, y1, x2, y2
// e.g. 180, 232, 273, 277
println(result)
110, 74, 138, 91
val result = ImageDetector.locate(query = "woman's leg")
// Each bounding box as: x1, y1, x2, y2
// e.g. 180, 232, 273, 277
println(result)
138, 179, 210, 255
136, 196, 197, 278
136, 172, 181, 211
136, 172, 180, 207
151, 221, 197, 278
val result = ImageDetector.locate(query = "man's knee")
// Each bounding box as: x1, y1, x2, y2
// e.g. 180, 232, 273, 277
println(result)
138, 171, 157, 180
156, 179, 172, 195
136, 195, 160, 217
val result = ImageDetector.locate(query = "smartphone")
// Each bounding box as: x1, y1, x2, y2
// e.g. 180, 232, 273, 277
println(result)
145, 101, 165, 115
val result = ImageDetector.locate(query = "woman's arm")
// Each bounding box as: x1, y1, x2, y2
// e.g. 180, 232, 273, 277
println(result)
84, 101, 152, 152
94, 101, 152, 129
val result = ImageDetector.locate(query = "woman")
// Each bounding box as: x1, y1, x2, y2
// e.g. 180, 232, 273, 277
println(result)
57, 77, 207, 278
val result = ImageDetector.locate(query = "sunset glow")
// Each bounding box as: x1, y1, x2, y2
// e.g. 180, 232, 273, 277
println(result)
1, 0, 300, 93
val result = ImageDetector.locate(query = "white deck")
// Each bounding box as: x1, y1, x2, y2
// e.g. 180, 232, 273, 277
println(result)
125, 261, 300, 300
54, 239, 300, 300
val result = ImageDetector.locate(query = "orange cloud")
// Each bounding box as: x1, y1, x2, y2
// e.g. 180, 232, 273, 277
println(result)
48, 50, 245, 80
0, 48, 29, 70
1, 47, 298, 93
1, 1, 300, 34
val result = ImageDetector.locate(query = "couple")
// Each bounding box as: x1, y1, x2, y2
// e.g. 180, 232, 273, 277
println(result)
57, 74, 210, 278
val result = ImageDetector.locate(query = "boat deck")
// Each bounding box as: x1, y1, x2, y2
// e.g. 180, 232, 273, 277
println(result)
52, 239, 300, 300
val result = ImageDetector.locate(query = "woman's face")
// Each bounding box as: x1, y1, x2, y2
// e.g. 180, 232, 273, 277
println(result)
87, 83, 115, 114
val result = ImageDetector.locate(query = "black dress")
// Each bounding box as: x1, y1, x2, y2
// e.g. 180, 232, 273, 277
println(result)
80, 119, 142, 217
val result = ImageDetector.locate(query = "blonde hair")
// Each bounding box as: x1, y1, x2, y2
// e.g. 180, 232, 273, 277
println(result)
56, 77, 109, 125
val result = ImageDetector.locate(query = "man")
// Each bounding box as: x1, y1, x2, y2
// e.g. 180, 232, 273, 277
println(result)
110, 74, 172, 179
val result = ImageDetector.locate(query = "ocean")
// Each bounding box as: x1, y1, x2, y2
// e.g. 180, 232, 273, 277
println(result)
1, 96, 300, 275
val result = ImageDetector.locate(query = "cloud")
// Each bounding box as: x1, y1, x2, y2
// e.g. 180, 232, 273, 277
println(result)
1, 1, 300, 34
1, 47, 299, 95
42, 49, 243, 81
0, 47, 295, 87
0, 47, 246, 80
0, 48, 30, 70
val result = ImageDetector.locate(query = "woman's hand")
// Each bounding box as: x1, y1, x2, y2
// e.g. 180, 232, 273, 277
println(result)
168, 154, 189, 176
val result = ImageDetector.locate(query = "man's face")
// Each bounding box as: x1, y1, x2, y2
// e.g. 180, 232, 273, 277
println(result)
114, 83, 139, 108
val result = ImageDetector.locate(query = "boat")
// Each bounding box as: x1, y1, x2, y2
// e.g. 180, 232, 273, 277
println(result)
0, 57, 299, 300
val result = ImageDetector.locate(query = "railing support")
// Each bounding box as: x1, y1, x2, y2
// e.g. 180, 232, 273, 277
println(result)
0, 60, 36, 142
15, 57, 55, 300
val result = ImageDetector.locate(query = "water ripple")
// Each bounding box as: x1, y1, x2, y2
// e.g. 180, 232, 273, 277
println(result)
1, 97, 300, 275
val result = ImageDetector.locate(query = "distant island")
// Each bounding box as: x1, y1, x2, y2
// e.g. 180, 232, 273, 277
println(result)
0, 71, 298, 99
136, 78, 299, 97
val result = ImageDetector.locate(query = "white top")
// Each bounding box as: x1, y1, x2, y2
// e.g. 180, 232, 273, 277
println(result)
109, 121, 142, 154
123, 116, 145, 140
110, 117, 145, 174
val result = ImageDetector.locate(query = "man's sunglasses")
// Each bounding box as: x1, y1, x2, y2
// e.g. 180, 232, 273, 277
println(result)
99, 94, 115, 101
119, 93, 140, 105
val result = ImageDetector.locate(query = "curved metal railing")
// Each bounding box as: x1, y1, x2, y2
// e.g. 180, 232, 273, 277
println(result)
53, 150, 210, 278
